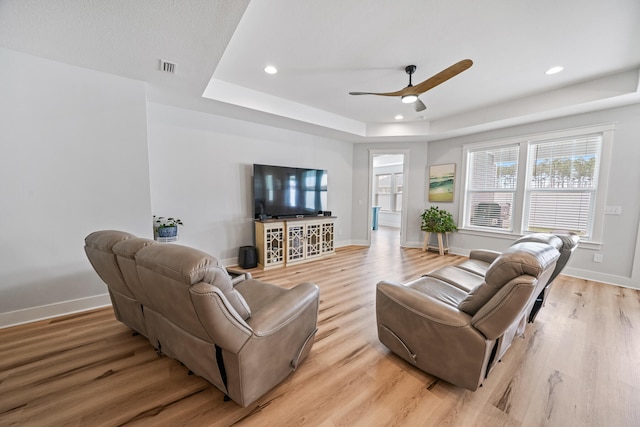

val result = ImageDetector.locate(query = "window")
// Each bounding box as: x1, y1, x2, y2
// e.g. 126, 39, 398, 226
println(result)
375, 173, 403, 212
465, 145, 518, 231
525, 136, 601, 237
461, 124, 613, 242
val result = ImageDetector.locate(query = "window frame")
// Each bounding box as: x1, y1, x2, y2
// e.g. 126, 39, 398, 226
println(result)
375, 172, 403, 212
462, 143, 520, 233
523, 135, 602, 238
459, 123, 614, 246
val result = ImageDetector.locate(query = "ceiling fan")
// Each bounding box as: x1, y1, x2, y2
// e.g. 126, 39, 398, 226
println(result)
349, 59, 473, 112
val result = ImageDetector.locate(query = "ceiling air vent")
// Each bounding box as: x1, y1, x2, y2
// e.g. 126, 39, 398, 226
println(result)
159, 59, 177, 74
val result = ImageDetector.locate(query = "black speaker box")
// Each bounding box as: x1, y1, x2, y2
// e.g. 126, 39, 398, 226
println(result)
238, 246, 257, 269
323, 211, 332, 216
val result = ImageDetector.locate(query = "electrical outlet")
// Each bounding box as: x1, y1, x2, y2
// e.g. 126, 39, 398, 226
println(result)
593, 254, 603, 263
604, 205, 622, 215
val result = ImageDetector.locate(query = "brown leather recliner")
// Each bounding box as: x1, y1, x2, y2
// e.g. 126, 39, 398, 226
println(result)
376, 241, 559, 391
85, 230, 320, 407
454, 232, 579, 322
421, 233, 579, 368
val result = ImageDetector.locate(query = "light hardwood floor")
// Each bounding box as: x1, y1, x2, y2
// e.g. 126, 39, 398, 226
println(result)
1, 227, 639, 426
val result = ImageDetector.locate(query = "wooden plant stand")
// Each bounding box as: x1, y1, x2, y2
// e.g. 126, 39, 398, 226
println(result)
422, 232, 449, 256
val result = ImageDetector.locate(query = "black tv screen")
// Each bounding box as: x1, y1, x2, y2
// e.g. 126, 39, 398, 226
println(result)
253, 164, 327, 219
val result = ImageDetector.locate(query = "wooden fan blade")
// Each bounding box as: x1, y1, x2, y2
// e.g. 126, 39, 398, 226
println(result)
349, 59, 472, 99
349, 90, 405, 97
405, 59, 473, 95
414, 98, 427, 112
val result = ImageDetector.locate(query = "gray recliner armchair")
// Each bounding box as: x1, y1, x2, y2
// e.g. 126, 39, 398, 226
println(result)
376, 241, 559, 391
85, 230, 319, 407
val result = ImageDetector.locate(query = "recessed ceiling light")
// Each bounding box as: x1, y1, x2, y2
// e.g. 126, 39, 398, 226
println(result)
264, 65, 278, 74
395, 115, 404, 120
545, 66, 564, 75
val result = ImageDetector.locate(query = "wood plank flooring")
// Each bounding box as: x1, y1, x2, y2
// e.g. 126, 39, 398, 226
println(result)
1, 227, 639, 426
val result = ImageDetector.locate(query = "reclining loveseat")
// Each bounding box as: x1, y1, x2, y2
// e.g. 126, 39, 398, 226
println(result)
454, 233, 579, 322
376, 239, 561, 391
84, 230, 320, 407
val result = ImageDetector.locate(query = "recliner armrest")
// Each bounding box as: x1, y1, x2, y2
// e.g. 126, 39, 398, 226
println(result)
227, 267, 252, 284
190, 283, 253, 352
248, 282, 320, 336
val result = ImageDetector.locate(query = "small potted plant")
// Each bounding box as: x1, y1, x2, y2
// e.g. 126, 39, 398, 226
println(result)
420, 206, 457, 254
153, 216, 184, 242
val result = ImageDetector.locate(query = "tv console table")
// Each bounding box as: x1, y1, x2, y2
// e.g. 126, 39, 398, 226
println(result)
255, 217, 336, 269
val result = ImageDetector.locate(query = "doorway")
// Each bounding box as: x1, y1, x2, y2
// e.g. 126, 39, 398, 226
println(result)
369, 150, 409, 247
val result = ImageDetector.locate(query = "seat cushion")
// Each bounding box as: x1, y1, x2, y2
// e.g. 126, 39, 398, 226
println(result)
404, 276, 469, 308
424, 266, 485, 292
234, 279, 287, 313
454, 259, 491, 277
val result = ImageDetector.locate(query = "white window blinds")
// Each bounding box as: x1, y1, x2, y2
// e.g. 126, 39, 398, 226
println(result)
524, 136, 602, 237
465, 145, 519, 231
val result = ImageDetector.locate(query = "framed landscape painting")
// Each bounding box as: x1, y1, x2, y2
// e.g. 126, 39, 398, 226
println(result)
428, 163, 455, 202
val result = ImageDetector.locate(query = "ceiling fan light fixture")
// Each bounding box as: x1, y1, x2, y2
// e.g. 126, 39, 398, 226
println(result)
348, 59, 472, 114
401, 94, 418, 104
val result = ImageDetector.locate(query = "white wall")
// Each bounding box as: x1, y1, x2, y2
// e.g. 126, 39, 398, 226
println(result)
352, 142, 428, 246
0, 48, 153, 326
427, 104, 640, 289
146, 103, 353, 262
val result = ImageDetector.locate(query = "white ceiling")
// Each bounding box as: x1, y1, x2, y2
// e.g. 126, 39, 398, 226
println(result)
2, 0, 639, 142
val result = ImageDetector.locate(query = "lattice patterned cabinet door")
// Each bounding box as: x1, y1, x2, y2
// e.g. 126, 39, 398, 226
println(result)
265, 225, 285, 266
287, 224, 306, 262
306, 223, 322, 258
322, 221, 335, 254
257, 218, 336, 269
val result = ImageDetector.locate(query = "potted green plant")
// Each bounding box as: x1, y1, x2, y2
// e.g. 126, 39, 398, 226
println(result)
153, 216, 184, 241
420, 206, 457, 255
420, 206, 457, 233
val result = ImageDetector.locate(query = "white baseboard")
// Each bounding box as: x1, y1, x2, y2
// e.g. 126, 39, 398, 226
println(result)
562, 267, 639, 290
0, 294, 112, 329
344, 240, 368, 247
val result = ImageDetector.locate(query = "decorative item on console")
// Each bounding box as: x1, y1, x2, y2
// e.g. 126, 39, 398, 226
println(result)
153, 215, 183, 242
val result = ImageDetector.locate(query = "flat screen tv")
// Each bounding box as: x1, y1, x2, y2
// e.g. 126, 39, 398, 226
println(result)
253, 164, 327, 219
